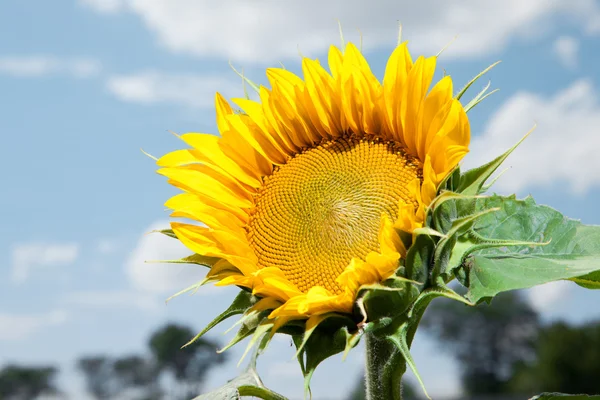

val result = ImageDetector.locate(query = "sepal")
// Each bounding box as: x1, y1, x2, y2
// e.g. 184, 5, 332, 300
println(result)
456, 126, 533, 195
184, 290, 258, 347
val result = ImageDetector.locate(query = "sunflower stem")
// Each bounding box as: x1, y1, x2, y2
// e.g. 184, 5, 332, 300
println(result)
364, 334, 406, 400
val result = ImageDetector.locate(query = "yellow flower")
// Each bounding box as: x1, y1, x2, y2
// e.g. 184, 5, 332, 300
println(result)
157, 42, 470, 327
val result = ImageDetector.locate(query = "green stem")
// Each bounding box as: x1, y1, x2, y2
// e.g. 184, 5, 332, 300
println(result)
364, 334, 407, 400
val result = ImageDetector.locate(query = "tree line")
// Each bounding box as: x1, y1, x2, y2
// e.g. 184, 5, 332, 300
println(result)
0, 324, 226, 400
2, 292, 600, 400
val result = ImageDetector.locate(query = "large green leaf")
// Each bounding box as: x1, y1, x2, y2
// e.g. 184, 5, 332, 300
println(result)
449, 195, 600, 303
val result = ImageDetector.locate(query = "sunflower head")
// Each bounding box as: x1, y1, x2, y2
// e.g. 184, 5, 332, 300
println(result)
156, 39, 471, 388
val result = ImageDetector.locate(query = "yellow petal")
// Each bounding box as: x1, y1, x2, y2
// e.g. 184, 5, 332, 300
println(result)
179, 133, 262, 188
327, 45, 344, 79
382, 42, 413, 141
416, 76, 453, 160
156, 149, 202, 168
302, 58, 342, 137
249, 297, 283, 313
266, 68, 321, 145
233, 94, 297, 157
227, 113, 288, 165
216, 93, 273, 176
400, 56, 436, 155
171, 222, 257, 274
166, 193, 246, 233
158, 165, 253, 209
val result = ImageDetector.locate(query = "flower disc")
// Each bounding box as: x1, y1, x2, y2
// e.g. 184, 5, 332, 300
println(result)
249, 137, 421, 294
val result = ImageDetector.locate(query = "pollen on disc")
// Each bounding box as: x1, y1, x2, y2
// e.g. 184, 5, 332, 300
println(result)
247, 137, 422, 294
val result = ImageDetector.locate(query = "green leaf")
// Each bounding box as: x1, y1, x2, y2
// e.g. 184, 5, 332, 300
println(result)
238, 385, 289, 400
192, 351, 289, 400
530, 394, 600, 400
184, 290, 258, 347
570, 270, 600, 289
452, 195, 600, 303
192, 370, 261, 400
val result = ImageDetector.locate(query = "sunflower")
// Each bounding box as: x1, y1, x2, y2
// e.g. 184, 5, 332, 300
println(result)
157, 41, 470, 329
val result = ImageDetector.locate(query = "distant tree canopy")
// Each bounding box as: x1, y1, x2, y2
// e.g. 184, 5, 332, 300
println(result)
421, 291, 540, 395
510, 320, 600, 395
77, 323, 226, 400
77, 354, 160, 400
0, 365, 59, 400
148, 323, 225, 384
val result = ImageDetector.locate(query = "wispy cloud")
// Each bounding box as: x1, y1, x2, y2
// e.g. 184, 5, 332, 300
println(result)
62, 290, 162, 312
125, 220, 216, 295
106, 71, 239, 108
79, 0, 125, 14
553, 36, 580, 69
0, 56, 101, 78
81, 0, 600, 62
95, 238, 120, 255
464, 79, 600, 194
0, 310, 68, 341
11, 242, 80, 284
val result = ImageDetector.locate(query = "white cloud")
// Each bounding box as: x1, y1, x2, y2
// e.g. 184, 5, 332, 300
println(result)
96, 238, 119, 255
0, 56, 101, 78
0, 310, 68, 341
11, 243, 80, 284
62, 290, 161, 312
553, 36, 580, 69
81, 0, 600, 62
126, 220, 210, 294
528, 281, 572, 312
463, 79, 600, 194
106, 71, 239, 108
79, 0, 125, 13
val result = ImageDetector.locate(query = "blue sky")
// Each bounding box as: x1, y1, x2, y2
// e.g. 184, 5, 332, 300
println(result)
1, 1, 600, 399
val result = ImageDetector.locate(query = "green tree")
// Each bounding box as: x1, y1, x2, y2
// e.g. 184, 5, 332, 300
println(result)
0, 365, 59, 400
113, 355, 162, 399
510, 321, 600, 395
77, 356, 117, 399
148, 323, 227, 399
421, 291, 539, 395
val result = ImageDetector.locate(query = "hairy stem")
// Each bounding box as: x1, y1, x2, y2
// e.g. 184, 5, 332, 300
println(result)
364, 334, 406, 400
